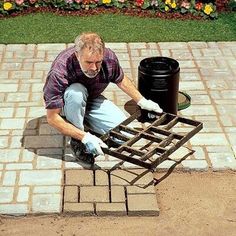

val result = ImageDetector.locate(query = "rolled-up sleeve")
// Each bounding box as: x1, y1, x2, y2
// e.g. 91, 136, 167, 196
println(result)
43, 72, 67, 109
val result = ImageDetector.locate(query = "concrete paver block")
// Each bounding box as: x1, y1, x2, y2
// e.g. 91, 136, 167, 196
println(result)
80, 186, 109, 203
96, 203, 127, 216
17, 187, 30, 202
32, 194, 61, 213
64, 186, 78, 203
110, 169, 154, 186
19, 170, 62, 185
63, 202, 94, 216
65, 169, 93, 186
23, 135, 64, 148
95, 170, 109, 186
126, 185, 156, 194
111, 186, 126, 202
0, 204, 29, 215
0, 187, 14, 203
127, 194, 159, 216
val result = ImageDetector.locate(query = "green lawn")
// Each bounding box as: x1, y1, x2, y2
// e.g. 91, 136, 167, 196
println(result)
0, 12, 236, 43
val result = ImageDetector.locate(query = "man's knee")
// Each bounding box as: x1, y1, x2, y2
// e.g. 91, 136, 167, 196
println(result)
64, 83, 88, 106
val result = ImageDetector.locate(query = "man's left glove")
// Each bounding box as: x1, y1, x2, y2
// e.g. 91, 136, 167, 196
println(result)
137, 97, 163, 113
82, 132, 108, 156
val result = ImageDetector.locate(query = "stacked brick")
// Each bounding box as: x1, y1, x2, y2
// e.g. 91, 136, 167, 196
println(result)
63, 169, 159, 216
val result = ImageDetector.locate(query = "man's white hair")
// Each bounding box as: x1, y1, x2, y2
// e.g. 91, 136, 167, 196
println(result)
74, 32, 105, 55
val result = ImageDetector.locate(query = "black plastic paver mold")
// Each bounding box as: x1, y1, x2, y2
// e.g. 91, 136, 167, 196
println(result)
101, 110, 203, 170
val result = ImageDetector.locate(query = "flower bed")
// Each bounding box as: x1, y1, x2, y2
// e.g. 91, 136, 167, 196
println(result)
0, 0, 232, 19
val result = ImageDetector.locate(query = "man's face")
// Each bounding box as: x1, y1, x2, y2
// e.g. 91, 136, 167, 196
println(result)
77, 48, 103, 78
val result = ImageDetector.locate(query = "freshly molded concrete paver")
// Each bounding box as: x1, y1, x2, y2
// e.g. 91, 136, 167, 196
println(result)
0, 42, 236, 215
63, 169, 159, 216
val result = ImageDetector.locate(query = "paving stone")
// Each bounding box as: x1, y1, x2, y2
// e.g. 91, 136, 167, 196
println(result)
110, 169, 154, 186
0, 83, 18, 92
208, 153, 236, 171
0, 187, 14, 203
36, 156, 62, 169
228, 133, 236, 146
23, 135, 64, 148
34, 62, 52, 71
65, 169, 93, 186
127, 194, 159, 216
37, 43, 66, 51
39, 124, 61, 135
182, 160, 209, 171
0, 149, 21, 162
6, 163, 33, 170
0, 204, 29, 215
0, 118, 25, 130
95, 170, 109, 186
190, 133, 229, 146
32, 194, 61, 213
27, 107, 46, 117
15, 108, 27, 117
0, 136, 9, 148
155, 160, 176, 170
64, 186, 78, 203
126, 185, 156, 194
21, 149, 36, 162
179, 81, 205, 90
180, 105, 216, 116
37, 148, 63, 156
111, 186, 126, 202
93, 161, 121, 169
188, 42, 208, 49
1, 63, 22, 70
80, 186, 109, 203
17, 187, 30, 202
63, 202, 94, 215
33, 186, 61, 194
96, 203, 127, 216
158, 42, 188, 50
0, 108, 14, 118
3, 171, 17, 186
19, 170, 62, 185
106, 43, 127, 50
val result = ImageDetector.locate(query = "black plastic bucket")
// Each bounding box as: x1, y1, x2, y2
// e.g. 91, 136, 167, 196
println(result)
138, 56, 180, 119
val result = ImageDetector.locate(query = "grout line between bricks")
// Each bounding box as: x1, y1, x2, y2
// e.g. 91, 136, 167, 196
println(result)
61, 170, 66, 213
93, 169, 96, 186
78, 186, 80, 203
93, 202, 97, 216
124, 186, 128, 215
108, 170, 112, 203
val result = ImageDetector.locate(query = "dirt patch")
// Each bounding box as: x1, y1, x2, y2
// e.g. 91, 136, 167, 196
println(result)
1, 171, 236, 236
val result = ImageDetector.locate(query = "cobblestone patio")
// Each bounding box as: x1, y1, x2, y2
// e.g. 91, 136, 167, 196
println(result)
0, 42, 236, 215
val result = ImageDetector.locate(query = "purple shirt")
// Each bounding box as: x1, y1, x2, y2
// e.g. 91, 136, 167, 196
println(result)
43, 46, 124, 109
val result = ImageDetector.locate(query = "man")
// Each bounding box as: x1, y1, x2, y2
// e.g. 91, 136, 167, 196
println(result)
43, 32, 162, 164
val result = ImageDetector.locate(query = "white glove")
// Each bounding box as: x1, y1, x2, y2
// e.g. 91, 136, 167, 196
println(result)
137, 97, 163, 113
82, 132, 108, 156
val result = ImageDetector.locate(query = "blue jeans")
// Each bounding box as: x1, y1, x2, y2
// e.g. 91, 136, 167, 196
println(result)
62, 83, 127, 135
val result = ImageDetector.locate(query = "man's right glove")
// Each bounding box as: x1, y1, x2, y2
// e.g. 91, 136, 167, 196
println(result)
137, 97, 163, 113
82, 132, 108, 156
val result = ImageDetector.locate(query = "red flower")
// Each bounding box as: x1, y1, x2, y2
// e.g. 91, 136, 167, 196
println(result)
195, 2, 203, 10
136, 0, 144, 7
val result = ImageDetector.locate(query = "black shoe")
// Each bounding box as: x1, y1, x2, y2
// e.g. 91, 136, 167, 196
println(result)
70, 138, 95, 165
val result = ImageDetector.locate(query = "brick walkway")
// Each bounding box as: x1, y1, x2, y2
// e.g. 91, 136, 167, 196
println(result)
0, 42, 236, 215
